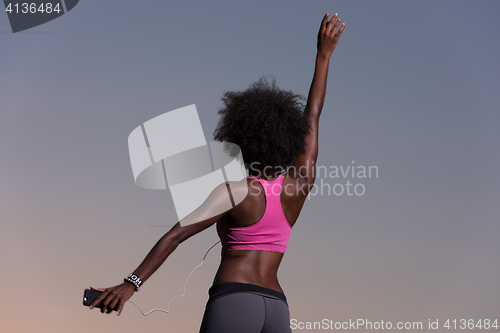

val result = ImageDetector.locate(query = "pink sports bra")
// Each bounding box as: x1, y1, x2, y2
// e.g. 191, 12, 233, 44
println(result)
216, 173, 292, 253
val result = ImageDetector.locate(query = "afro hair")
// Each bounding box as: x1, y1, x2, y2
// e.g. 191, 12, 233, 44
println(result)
213, 76, 311, 178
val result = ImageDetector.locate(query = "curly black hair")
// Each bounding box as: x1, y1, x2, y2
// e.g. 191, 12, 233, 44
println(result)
213, 76, 311, 178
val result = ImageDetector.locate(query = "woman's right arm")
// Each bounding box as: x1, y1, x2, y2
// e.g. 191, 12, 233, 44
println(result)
89, 216, 223, 315
294, 13, 345, 190
89, 182, 237, 315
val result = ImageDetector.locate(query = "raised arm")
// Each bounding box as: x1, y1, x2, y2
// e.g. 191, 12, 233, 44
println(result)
294, 13, 345, 189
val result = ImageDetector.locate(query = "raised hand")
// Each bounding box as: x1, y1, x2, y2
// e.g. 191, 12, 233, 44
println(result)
317, 13, 345, 59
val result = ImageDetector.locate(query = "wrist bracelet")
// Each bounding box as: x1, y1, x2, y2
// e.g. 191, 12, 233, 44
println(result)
124, 273, 143, 291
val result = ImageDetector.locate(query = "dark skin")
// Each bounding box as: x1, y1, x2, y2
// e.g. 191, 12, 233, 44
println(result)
90, 12, 345, 315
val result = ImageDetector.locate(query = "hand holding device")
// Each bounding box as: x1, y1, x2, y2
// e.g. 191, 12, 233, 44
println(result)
83, 288, 107, 308
84, 284, 136, 315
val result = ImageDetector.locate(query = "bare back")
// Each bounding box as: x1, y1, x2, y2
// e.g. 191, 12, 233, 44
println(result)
213, 170, 310, 293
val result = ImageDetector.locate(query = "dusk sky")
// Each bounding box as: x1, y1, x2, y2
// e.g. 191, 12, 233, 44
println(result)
1, 1, 499, 332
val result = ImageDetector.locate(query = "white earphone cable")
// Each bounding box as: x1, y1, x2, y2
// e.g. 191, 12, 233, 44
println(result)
126, 240, 220, 316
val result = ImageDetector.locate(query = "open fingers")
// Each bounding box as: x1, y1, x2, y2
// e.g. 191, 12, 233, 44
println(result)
320, 13, 329, 30
326, 13, 338, 33
334, 22, 346, 40
332, 19, 341, 35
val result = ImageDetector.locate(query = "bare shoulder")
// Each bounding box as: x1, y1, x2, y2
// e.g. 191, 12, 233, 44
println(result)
226, 178, 262, 208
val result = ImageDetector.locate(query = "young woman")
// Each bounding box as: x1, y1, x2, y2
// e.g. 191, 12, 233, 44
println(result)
90, 12, 345, 333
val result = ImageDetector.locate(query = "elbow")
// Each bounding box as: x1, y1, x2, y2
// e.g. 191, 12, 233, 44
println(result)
164, 223, 184, 247
170, 225, 193, 245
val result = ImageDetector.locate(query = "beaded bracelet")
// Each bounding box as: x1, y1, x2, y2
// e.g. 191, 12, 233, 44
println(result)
124, 273, 143, 291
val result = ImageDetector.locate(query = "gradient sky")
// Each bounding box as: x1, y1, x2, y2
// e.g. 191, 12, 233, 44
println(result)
1, 1, 499, 332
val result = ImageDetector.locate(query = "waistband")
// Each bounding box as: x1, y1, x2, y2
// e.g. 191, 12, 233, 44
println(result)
208, 282, 287, 304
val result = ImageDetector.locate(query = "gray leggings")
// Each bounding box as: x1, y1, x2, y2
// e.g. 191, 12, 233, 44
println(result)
199, 283, 292, 333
